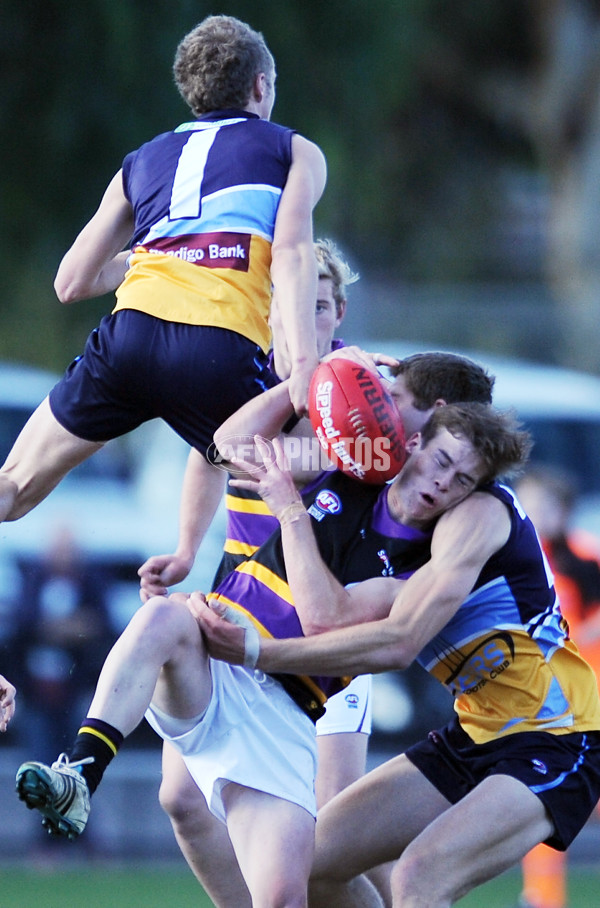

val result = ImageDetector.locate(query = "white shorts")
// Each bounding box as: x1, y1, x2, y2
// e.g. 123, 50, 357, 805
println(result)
316, 674, 372, 736
145, 660, 317, 824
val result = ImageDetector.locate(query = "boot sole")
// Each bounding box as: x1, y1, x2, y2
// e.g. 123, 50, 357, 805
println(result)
16, 768, 81, 840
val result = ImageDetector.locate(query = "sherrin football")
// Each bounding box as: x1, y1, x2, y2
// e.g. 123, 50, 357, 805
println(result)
308, 358, 407, 483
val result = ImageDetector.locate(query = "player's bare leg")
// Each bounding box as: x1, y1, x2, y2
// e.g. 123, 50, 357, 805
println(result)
0, 396, 103, 521
315, 732, 369, 808
309, 754, 553, 908
16, 595, 213, 839
308, 755, 451, 908
160, 743, 251, 908
86, 595, 213, 735
224, 782, 315, 908
388, 774, 552, 907
315, 732, 392, 906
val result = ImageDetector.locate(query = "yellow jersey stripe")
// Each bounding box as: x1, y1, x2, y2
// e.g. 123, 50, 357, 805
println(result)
235, 560, 294, 604
225, 494, 273, 515
223, 539, 259, 556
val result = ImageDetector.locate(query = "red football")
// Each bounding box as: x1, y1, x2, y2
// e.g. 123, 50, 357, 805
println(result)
308, 358, 407, 483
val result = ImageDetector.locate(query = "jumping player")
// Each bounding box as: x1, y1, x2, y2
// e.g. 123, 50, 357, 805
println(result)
0, 15, 325, 528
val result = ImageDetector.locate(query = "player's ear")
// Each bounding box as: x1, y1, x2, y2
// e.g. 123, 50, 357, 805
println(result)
434, 398, 446, 408
405, 432, 422, 453
252, 72, 267, 101
335, 299, 347, 326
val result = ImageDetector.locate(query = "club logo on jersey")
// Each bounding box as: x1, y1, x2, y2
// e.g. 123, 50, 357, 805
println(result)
377, 549, 394, 577
308, 489, 342, 522
441, 631, 515, 696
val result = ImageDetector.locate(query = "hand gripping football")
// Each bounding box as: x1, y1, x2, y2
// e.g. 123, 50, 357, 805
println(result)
308, 358, 406, 483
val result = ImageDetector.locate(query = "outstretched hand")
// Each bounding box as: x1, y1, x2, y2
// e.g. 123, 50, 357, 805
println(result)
0, 674, 16, 732
229, 435, 303, 519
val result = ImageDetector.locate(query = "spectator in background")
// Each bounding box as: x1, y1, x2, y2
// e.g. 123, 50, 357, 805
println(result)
15, 527, 114, 763
514, 464, 600, 908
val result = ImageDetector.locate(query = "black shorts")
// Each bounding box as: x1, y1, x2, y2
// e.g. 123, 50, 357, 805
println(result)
49, 310, 277, 456
405, 717, 600, 850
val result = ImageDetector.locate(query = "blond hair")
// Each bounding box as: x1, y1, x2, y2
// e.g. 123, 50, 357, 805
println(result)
314, 238, 359, 316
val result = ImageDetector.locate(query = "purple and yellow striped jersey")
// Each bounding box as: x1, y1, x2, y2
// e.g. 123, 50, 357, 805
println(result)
209, 471, 434, 719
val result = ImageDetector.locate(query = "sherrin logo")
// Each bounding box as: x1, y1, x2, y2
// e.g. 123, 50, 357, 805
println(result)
314, 380, 341, 440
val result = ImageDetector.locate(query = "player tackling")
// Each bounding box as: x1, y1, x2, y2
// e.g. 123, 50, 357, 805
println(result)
15, 401, 529, 908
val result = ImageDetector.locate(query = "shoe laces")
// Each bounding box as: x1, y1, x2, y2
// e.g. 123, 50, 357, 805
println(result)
51, 753, 95, 771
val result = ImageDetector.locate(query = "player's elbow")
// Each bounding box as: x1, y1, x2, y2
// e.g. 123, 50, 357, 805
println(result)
301, 618, 333, 637
54, 273, 86, 304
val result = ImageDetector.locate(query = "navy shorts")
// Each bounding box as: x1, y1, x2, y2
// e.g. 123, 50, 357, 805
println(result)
49, 310, 277, 456
405, 717, 600, 850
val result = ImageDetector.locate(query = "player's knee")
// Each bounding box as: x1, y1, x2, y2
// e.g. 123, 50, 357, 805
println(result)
159, 776, 189, 823
250, 874, 307, 908
391, 846, 441, 903
134, 595, 192, 640
159, 773, 205, 827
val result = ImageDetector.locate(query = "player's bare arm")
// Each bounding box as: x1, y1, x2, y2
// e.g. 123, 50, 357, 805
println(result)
223, 434, 397, 634
214, 382, 294, 463
214, 382, 328, 483
270, 135, 327, 416
54, 170, 134, 303
188, 571, 400, 668
196, 492, 512, 676
138, 450, 226, 602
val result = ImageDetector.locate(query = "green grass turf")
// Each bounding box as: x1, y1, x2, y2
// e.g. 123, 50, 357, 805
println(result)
1, 865, 600, 906
0, 867, 214, 908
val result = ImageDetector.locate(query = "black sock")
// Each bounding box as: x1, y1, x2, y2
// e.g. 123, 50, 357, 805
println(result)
69, 717, 124, 795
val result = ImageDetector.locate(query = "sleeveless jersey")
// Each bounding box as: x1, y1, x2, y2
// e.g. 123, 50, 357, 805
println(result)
213, 470, 333, 588
417, 483, 600, 744
114, 110, 294, 351
209, 471, 433, 720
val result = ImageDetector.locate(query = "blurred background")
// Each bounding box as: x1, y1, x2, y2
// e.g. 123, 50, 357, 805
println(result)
3, 0, 600, 887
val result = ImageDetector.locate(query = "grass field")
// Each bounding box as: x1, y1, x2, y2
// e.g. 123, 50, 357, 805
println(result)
1, 865, 600, 907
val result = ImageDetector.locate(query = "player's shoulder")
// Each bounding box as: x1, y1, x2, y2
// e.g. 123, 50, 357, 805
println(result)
290, 132, 327, 167
435, 488, 512, 560
441, 487, 509, 526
